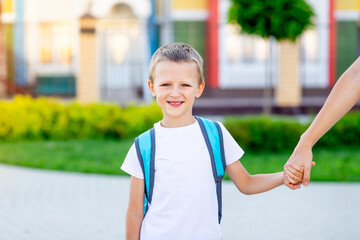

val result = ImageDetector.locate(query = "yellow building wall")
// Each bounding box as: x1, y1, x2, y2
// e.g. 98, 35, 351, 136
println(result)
156, 0, 163, 15
335, 0, 360, 10
1, 0, 14, 13
172, 0, 208, 10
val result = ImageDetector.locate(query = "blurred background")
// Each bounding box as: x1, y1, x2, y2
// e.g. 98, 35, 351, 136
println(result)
1, 0, 359, 114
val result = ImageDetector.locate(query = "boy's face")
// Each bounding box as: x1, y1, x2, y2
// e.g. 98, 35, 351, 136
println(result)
148, 61, 205, 125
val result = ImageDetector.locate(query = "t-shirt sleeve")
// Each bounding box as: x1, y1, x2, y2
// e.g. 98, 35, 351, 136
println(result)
217, 121, 245, 166
120, 143, 144, 179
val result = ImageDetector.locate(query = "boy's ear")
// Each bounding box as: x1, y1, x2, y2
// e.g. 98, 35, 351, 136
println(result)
196, 81, 205, 98
148, 80, 156, 97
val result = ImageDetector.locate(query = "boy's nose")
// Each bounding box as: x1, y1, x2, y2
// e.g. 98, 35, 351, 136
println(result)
170, 86, 180, 97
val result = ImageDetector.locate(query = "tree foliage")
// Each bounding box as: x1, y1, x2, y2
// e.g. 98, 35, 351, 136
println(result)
228, 0, 315, 41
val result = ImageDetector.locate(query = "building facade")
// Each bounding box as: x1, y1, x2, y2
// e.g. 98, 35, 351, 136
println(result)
0, 0, 359, 107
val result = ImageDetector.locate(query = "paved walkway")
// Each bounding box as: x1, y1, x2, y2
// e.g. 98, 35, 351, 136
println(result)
0, 164, 359, 240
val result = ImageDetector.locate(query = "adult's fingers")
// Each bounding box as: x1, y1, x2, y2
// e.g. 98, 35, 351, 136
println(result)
303, 163, 312, 186
286, 162, 304, 175
284, 167, 302, 183
285, 163, 303, 179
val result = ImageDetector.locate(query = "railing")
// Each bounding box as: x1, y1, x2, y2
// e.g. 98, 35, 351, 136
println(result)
0, 47, 37, 96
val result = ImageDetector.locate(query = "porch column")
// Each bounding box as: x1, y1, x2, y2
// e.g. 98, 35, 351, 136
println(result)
77, 13, 99, 103
275, 40, 301, 107
207, 0, 219, 88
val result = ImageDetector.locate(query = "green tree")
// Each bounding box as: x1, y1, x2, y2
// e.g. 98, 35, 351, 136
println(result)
228, 0, 315, 41
228, 0, 315, 112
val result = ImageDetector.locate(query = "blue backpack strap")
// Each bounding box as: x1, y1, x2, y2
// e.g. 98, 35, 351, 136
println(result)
134, 128, 156, 215
196, 116, 226, 223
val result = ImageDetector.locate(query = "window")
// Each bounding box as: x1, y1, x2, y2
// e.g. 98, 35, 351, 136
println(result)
301, 28, 318, 62
225, 24, 268, 63
39, 23, 72, 64
109, 32, 130, 64
40, 24, 52, 63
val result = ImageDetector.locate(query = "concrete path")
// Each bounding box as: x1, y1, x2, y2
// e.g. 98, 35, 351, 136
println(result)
0, 164, 359, 240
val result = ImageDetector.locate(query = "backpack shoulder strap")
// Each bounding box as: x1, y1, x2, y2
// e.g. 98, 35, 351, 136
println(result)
195, 116, 226, 223
196, 117, 226, 178
134, 128, 156, 215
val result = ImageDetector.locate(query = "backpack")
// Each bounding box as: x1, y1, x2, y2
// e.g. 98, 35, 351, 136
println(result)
134, 116, 226, 223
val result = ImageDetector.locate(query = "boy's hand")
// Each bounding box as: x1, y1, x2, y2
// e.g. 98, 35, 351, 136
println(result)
284, 162, 303, 190
284, 161, 316, 190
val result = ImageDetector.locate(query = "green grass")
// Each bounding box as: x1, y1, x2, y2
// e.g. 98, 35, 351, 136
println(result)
0, 139, 360, 181
236, 148, 360, 182
0, 139, 133, 175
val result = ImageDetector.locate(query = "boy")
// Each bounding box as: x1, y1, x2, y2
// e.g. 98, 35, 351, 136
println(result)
121, 42, 301, 240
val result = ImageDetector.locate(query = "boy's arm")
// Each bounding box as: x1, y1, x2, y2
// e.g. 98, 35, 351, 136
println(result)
226, 161, 284, 195
126, 176, 144, 240
285, 57, 360, 187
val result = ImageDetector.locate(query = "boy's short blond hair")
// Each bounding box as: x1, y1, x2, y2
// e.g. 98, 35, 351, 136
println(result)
149, 42, 204, 84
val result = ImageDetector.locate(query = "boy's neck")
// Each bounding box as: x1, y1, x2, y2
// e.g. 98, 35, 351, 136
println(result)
160, 116, 196, 128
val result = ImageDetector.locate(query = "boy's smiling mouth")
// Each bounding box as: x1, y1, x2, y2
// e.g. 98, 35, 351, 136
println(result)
167, 101, 184, 107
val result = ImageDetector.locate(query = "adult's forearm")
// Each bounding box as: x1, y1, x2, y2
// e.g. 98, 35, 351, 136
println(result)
301, 57, 360, 148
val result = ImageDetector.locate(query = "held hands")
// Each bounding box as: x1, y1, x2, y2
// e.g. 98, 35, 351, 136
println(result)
283, 163, 303, 189
283, 146, 316, 190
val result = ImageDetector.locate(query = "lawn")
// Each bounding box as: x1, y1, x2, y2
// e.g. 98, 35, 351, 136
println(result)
0, 139, 359, 182
0, 139, 133, 175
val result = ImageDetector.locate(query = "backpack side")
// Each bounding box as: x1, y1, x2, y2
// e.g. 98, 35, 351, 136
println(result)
134, 128, 156, 215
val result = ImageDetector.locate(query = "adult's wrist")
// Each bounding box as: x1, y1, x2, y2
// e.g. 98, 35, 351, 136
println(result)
297, 132, 316, 150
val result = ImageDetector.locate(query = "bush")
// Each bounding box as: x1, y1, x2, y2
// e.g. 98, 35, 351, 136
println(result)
224, 112, 360, 152
317, 112, 360, 148
0, 95, 162, 141
3, 96, 360, 152
224, 116, 306, 152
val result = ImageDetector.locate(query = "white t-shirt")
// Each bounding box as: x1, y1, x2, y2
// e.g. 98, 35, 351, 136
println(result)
121, 120, 244, 240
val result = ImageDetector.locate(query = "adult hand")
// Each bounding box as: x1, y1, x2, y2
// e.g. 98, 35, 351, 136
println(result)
284, 143, 315, 188
284, 162, 303, 190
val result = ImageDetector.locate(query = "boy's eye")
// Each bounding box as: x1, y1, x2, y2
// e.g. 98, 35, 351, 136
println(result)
182, 84, 191, 87
160, 83, 170, 87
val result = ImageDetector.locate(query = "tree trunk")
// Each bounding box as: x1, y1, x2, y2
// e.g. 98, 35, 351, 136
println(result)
275, 40, 301, 107
263, 37, 275, 115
